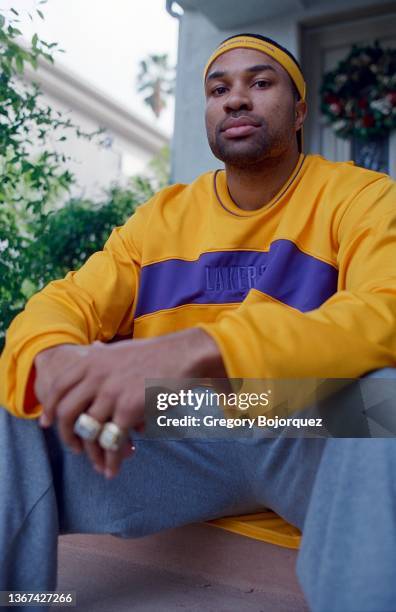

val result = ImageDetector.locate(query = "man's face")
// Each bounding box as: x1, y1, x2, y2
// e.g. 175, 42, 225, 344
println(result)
205, 48, 303, 167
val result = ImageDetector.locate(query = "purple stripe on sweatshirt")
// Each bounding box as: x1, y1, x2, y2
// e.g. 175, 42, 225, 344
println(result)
134, 241, 338, 318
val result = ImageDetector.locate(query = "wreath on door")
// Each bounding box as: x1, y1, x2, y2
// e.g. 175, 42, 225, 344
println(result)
320, 42, 396, 140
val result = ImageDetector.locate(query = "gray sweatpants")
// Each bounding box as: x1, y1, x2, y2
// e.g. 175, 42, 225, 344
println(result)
1, 370, 396, 612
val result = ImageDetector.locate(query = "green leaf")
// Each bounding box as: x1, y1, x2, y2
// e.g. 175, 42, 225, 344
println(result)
21, 278, 36, 299
0, 15, 5, 28
15, 55, 24, 74
37, 9, 44, 19
10, 8, 19, 16
42, 52, 54, 64
9, 26, 22, 36
32, 33, 38, 47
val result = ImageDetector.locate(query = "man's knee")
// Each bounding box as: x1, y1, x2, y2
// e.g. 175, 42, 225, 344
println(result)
323, 438, 396, 480
364, 367, 396, 379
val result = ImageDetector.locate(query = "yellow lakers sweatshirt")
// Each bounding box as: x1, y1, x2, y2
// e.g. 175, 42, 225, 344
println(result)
1, 154, 396, 418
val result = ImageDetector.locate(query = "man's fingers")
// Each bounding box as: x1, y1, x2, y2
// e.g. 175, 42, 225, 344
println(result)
83, 439, 106, 474
101, 406, 132, 478
38, 360, 88, 428
56, 381, 97, 451
83, 395, 115, 473
84, 429, 135, 477
104, 440, 130, 479
100, 394, 143, 478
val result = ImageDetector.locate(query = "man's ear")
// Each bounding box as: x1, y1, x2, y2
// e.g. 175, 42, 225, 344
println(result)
295, 99, 307, 131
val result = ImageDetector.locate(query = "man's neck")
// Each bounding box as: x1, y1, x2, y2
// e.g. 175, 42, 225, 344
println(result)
225, 149, 301, 211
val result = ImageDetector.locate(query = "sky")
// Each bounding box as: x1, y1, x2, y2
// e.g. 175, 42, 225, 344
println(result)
2, 0, 179, 135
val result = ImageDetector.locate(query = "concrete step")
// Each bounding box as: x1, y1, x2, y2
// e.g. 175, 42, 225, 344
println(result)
56, 524, 309, 611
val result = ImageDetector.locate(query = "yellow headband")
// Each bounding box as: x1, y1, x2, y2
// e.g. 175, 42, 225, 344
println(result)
203, 35, 306, 101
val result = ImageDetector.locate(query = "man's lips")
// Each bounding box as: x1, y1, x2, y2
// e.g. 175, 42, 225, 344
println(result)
220, 116, 262, 139
223, 124, 260, 138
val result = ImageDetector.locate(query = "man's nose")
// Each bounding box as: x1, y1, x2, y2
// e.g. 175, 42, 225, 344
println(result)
223, 86, 253, 113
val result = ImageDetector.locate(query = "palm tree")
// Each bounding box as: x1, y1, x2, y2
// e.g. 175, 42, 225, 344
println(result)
136, 54, 175, 119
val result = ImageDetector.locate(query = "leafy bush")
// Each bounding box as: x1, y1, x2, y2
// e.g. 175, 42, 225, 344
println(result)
0, 177, 155, 350
0, 7, 165, 350
28, 179, 155, 288
0, 6, 100, 347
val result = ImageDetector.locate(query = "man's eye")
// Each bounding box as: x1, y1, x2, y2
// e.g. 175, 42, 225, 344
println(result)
212, 86, 227, 96
254, 80, 271, 89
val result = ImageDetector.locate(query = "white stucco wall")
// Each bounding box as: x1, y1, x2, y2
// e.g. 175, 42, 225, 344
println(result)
22, 54, 169, 200
32, 97, 156, 201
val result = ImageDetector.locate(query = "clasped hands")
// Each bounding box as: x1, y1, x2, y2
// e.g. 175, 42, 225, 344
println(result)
34, 328, 223, 479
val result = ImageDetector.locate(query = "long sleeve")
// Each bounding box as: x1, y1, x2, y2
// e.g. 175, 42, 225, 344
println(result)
0, 207, 147, 418
198, 178, 396, 380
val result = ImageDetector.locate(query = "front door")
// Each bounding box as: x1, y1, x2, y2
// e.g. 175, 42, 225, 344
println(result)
301, 9, 396, 178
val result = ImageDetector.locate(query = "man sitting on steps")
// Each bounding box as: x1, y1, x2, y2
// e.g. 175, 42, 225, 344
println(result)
1, 34, 396, 612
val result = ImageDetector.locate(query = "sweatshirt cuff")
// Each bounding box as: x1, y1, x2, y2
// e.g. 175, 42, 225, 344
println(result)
13, 338, 79, 418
